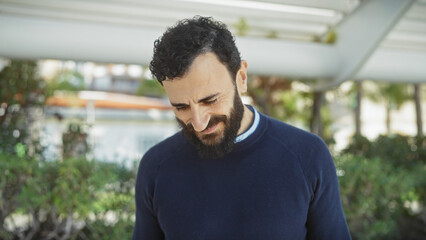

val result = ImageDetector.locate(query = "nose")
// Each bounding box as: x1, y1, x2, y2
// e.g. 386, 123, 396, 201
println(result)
190, 107, 209, 132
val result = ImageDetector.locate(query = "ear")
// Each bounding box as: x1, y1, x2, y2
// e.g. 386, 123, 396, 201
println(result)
236, 60, 248, 95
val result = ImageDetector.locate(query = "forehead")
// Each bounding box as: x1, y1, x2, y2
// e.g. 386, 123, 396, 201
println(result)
163, 52, 234, 102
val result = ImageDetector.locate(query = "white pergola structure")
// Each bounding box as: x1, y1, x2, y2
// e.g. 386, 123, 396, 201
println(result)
0, 0, 425, 90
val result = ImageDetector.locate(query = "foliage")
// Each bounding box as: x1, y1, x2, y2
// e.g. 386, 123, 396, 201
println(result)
136, 78, 165, 98
0, 60, 47, 158
365, 82, 412, 134
247, 77, 335, 147
318, 101, 336, 148
373, 135, 425, 168
81, 162, 136, 240
233, 17, 250, 36
344, 134, 425, 168
0, 153, 136, 240
0, 61, 46, 107
341, 134, 426, 239
342, 135, 374, 157
46, 70, 85, 95
368, 83, 411, 110
265, 31, 278, 39
82, 216, 134, 240
0, 153, 33, 238
62, 121, 90, 159
247, 76, 307, 124
335, 154, 422, 240
273, 88, 311, 126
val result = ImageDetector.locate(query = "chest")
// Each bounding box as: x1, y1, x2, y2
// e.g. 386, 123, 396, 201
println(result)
153, 153, 312, 240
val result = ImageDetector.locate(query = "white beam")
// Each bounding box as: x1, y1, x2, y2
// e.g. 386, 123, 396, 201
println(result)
312, 0, 414, 90
236, 37, 339, 79
0, 14, 340, 77
0, 14, 425, 85
0, 15, 161, 66
356, 49, 426, 83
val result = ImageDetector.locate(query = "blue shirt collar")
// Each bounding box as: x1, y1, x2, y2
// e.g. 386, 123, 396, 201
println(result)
234, 106, 260, 143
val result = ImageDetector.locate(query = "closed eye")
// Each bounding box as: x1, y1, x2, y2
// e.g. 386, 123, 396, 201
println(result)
172, 104, 189, 111
203, 98, 217, 105
176, 106, 188, 111
170, 93, 219, 111
199, 93, 219, 105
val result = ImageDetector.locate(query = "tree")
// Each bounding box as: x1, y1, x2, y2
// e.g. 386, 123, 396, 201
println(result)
354, 81, 363, 137
247, 76, 335, 146
342, 81, 364, 137
367, 82, 411, 135
413, 83, 423, 138
247, 75, 297, 120
0, 60, 47, 158
310, 91, 324, 136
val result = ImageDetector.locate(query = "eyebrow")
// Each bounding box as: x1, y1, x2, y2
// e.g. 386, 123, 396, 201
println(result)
170, 93, 220, 107
199, 93, 219, 103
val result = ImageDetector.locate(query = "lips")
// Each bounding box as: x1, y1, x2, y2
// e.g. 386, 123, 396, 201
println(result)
202, 122, 219, 134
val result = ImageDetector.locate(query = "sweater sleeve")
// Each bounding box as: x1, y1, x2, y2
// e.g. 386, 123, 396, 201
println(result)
132, 151, 164, 240
304, 137, 351, 240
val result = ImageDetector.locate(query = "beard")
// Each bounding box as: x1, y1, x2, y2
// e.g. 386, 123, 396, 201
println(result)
176, 88, 245, 159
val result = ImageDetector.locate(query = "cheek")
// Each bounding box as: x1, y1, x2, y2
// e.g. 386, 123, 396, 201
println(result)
212, 101, 233, 116
173, 110, 189, 124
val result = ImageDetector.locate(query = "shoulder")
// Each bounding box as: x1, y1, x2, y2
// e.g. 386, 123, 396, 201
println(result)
263, 114, 327, 155
262, 114, 335, 178
137, 131, 186, 180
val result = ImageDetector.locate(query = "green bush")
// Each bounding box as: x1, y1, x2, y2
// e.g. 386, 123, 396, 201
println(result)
0, 153, 33, 239
340, 134, 426, 240
373, 135, 425, 168
336, 154, 423, 240
0, 153, 136, 240
344, 134, 425, 167
342, 135, 374, 157
81, 162, 136, 240
1, 60, 137, 240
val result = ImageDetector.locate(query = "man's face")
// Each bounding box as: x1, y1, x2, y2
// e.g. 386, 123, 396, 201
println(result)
163, 52, 247, 158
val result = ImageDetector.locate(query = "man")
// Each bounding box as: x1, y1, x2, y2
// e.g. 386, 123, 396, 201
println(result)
132, 16, 351, 240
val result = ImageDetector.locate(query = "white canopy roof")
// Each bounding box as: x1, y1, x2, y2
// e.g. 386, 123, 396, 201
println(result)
0, 0, 425, 89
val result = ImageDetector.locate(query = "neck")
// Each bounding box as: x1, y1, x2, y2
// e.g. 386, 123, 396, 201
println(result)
237, 105, 254, 136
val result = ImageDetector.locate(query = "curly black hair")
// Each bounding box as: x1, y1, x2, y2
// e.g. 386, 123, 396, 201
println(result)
149, 16, 241, 85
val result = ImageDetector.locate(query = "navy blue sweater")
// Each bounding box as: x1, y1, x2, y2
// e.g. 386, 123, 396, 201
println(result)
132, 112, 351, 240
